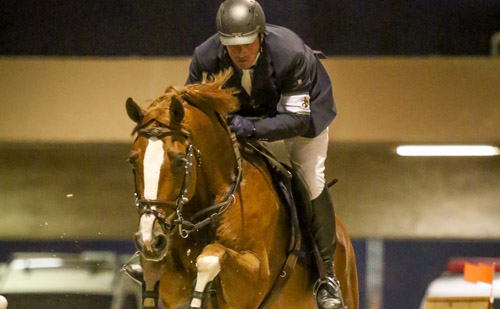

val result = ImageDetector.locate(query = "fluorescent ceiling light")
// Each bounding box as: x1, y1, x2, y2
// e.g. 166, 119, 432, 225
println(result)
396, 145, 500, 157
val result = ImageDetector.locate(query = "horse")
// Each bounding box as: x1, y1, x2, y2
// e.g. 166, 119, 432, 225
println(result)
125, 69, 358, 309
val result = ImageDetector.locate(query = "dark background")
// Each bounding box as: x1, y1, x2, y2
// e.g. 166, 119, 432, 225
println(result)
1, 0, 500, 56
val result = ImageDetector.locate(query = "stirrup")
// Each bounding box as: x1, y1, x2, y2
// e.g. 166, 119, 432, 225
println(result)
121, 251, 143, 285
313, 277, 346, 309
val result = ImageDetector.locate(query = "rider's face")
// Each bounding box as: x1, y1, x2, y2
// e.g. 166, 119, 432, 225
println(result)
225, 36, 260, 70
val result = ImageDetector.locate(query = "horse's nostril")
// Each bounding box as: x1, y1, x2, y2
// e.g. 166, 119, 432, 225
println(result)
154, 234, 167, 251
134, 233, 143, 251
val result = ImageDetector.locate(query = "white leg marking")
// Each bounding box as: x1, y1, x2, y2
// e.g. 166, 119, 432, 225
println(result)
143, 138, 164, 200
190, 256, 221, 308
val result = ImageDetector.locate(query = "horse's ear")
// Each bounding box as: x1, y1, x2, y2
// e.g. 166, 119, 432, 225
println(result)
170, 97, 185, 124
126, 97, 144, 124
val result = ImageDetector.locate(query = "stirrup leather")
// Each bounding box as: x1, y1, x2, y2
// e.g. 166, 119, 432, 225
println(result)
313, 277, 346, 309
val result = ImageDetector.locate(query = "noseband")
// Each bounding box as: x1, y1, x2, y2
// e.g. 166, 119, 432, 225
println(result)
131, 124, 242, 239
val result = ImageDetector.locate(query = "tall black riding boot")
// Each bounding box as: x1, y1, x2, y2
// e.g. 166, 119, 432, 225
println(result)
310, 186, 344, 309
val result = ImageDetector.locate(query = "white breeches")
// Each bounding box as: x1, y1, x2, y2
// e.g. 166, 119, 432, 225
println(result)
285, 128, 328, 200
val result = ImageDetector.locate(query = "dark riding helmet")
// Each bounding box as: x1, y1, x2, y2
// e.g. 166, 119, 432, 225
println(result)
216, 0, 266, 46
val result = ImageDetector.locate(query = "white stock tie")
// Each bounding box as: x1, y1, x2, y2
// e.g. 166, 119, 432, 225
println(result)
241, 69, 252, 95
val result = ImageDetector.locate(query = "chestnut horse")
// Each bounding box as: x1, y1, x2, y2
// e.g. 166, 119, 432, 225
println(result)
126, 70, 358, 309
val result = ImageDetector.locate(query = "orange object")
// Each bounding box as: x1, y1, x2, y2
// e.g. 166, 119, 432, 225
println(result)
478, 263, 494, 284
464, 262, 494, 284
464, 262, 480, 283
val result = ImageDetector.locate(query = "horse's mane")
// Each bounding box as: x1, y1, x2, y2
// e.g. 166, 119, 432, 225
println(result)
138, 69, 238, 130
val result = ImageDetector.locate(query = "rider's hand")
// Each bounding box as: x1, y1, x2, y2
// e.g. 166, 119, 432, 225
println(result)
228, 115, 257, 139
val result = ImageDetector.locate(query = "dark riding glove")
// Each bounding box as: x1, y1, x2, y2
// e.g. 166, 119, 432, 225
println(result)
228, 115, 257, 139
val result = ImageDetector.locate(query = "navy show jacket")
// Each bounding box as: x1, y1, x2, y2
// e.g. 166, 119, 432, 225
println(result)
187, 24, 336, 140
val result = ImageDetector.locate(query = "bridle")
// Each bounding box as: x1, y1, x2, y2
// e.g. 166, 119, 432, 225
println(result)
130, 121, 242, 239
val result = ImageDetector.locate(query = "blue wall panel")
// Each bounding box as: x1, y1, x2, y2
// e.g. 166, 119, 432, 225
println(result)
384, 240, 500, 309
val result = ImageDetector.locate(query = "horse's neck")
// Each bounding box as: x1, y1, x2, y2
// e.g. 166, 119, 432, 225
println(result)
197, 128, 238, 204
169, 195, 214, 271
169, 233, 205, 271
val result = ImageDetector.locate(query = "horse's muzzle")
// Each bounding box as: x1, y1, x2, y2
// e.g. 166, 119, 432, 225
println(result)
134, 232, 168, 261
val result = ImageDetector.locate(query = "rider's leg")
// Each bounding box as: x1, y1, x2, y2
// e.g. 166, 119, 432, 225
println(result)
311, 185, 344, 309
285, 128, 343, 309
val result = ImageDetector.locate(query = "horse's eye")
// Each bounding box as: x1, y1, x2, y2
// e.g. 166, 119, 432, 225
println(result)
128, 150, 140, 167
173, 154, 187, 168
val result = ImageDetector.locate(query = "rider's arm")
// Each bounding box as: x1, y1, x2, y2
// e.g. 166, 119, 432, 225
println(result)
186, 48, 204, 85
253, 113, 309, 141
253, 52, 312, 142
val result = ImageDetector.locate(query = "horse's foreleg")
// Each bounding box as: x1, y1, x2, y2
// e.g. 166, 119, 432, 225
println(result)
141, 257, 164, 309
191, 243, 265, 309
190, 244, 225, 309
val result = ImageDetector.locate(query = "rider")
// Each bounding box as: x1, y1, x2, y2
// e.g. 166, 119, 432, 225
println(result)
186, 1, 343, 308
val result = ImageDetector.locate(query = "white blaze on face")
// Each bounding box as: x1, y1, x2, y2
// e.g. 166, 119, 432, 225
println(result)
139, 213, 156, 249
139, 138, 164, 246
143, 137, 164, 199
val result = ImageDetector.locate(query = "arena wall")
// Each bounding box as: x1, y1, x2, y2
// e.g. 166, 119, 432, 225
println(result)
0, 57, 499, 240
1, 57, 499, 143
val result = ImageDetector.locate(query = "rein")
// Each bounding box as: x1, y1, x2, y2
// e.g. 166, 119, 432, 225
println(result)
131, 120, 242, 239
